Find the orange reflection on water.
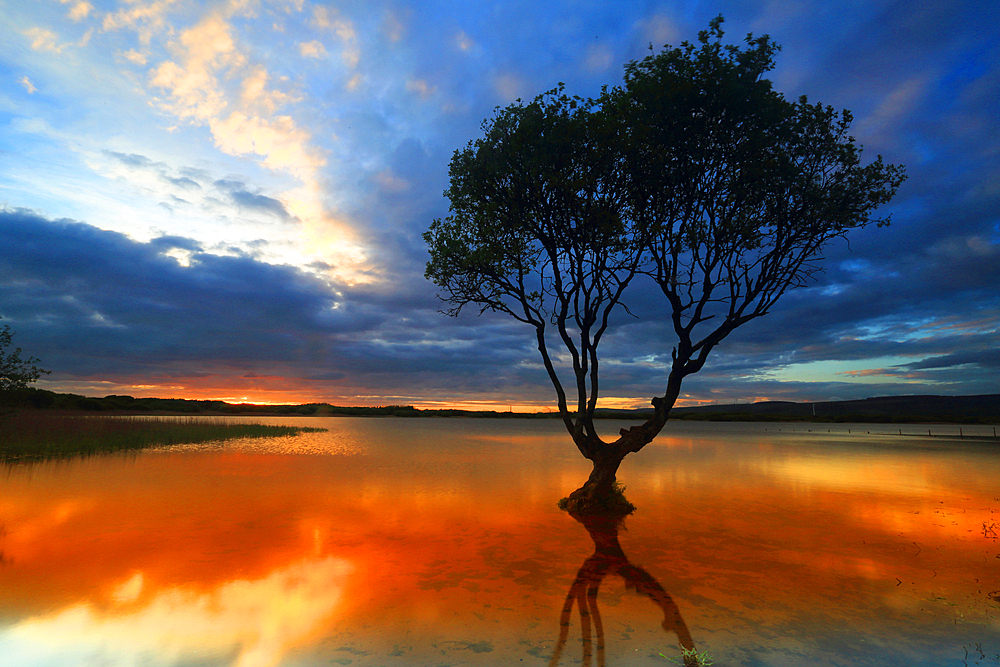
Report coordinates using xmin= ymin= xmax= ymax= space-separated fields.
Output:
xmin=1 ymin=420 xmax=998 ymax=666
xmin=0 ymin=439 xmax=589 ymax=666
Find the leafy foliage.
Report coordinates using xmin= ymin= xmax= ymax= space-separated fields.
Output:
xmin=425 ymin=87 xmax=643 ymax=445
xmin=1 ymin=321 xmax=49 ymax=400
xmin=426 ymin=17 xmax=905 ymax=479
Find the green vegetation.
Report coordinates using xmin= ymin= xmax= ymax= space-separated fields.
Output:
xmin=0 ymin=412 xmax=325 ymax=462
xmin=662 ymin=647 xmax=715 ymax=667
xmin=0 ymin=320 xmax=49 ymax=404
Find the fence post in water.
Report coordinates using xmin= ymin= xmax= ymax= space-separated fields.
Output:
xmin=960 ymin=427 xmax=963 ymax=438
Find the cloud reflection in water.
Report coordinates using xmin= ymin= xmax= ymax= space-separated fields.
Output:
xmin=2 ymin=556 xmax=352 ymax=667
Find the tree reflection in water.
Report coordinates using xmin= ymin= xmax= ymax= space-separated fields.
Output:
xmin=549 ymin=506 xmax=697 ymax=667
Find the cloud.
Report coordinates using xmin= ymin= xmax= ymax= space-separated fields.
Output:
xmin=209 ymin=113 xmax=325 ymax=178
xmin=59 ymin=0 xmax=93 ymax=22
xmin=127 ymin=5 xmax=367 ymax=276
xmin=4 ymin=1 xmax=999 ymax=406
xmin=23 ymin=27 xmax=65 ymax=53
xmin=454 ymin=30 xmax=474 ymax=52
xmin=636 ymin=15 xmax=680 ymax=48
xmin=298 ymin=40 xmax=327 ymax=59
xmin=119 ymin=49 xmax=149 ymax=65
xmin=104 ymin=150 xmax=157 ymax=169
xmin=148 ymin=13 xmax=240 ymax=121
xmin=166 ymin=175 xmax=201 ymax=189
xmin=904 ymin=348 xmax=1000 ymax=371
xmin=19 ymin=76 xmax=37 ymax=94
xmin=312 ymin=5 xmax=359 ymax=68
xmin=229 ymin=190 xmax=293 ymax=222
xmin=406 ymin=79 xmax=436 ymax=100
xmin=0 ymin=209 xmax=555 ymax=404
xmin=493 ymin=73 xmax=527 ymax=102
xmin=0 ymin=209 xmax=423 ymax=400
xmin=102 ymin=0 xmax=179 ymax=44
xmin=382 ymin=11 xmax=405 ymax=43
xmin=582 ymin=43 xmax=614 ymax=74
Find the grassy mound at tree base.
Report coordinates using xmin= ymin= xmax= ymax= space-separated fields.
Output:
xmin=558 ymin=482 xmax=637 ymax=516
xmin=0 ymin=411 xmax=326 ymax=461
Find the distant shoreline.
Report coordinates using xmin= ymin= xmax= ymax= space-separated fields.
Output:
xmin=7 ymin=389 xmax=999 ymax=425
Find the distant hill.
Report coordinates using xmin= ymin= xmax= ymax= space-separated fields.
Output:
xmin=7 ymin=388 xmax=999 ymax=423
xmin=667 ymin=394 xmax=1000 ymax=424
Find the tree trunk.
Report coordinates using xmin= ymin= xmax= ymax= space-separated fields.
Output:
xmin=559 ymin=384 xmax=680 ymax=514
xmin=561 ymin=442 xmax=633 ymax=514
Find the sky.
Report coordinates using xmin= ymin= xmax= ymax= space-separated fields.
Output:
xmin=1 ymin=0 xmax=998 ymax=410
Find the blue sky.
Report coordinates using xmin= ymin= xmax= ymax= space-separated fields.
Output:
xmin=1 ymin=0 xmax=997 ymax=409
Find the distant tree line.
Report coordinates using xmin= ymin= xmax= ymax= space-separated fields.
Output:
xmin=10 ymin=388 xmax=996 ymax=423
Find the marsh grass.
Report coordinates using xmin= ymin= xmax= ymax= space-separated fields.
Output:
xmin=661 ymin=647 xmax=715 ymax=667
xmin=558 ymin=481 xmax=637 ymax=516
xmin=0 ymin=411 xmax=325 ymax=461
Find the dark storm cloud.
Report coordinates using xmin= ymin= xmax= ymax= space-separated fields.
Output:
xmin=905 ymin=349 xmax=1000 ymax=371
xmin=0 ymin=209 xmax=373 ymax=378
xmin=0 ymin=209 xmax=546 ymax=401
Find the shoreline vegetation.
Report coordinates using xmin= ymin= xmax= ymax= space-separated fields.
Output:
xmin=0 ymin=412 xmax=326 ymax=462
xmin=4 ymin=389 xmax=999 ymax=424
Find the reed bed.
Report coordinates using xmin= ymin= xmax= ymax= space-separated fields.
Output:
xmin=0 ymin=411 xmax=325 ymax=461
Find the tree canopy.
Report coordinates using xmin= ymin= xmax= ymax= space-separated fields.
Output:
xmin=424 ymin=17 xmax=905 ymax=506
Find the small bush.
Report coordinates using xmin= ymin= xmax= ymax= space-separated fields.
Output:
xmin=558 ymin=481 xmax=637 ymax=516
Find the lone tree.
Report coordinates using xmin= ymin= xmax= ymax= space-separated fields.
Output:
xmin=424 ymin=18 xmax=905 ymax=510
xmin=1 ymin=319 xmax=50 ymax=406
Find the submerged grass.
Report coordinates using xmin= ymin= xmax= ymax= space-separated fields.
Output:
xmin=661 ymin=647 xmax=715 ymax=667
xmin=0 ymin=411 xmax=326 ymax=461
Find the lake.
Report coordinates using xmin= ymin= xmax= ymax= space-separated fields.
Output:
xmin=2 ymin=418 xmax=998 ymax=666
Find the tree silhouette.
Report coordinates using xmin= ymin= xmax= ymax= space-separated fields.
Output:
xmin=1 ymin=320 xmax=49 ymax=403
xmin=425 ymin=17 xmax=905 ymax=509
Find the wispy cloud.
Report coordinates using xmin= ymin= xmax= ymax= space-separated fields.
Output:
xmin=102 ymin=0 xmax=180 ymax=44
xmin=312 ymin=5 xmax=360 ymax=69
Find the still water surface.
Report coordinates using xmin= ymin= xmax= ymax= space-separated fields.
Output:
xmin=2 ymin=418 xmax=999 ymax=666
